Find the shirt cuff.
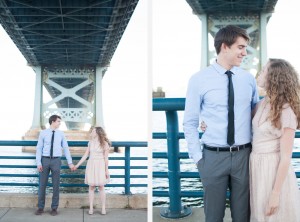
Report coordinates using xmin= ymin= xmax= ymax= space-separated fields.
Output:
xmin=192 ymin=152 xmax=203 ymax=164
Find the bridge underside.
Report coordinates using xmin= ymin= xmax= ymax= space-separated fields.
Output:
xmin=0 ymin=0 xmax=138 ymax=67
xmin=0 ymin=0 xmax=138 ymax=130
xmin=186 ymin=0 xmax=278 ymax=15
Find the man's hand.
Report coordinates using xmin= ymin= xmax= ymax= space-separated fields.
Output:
xmin=200 ymin=121 xmax=207 ymax=132
xmin=37 ymin=165 xmax=43 ymax=172
xmin=68 ymin=163 xmax=75 ymax=171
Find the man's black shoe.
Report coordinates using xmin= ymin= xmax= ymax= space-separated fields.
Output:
xmin=50 ymin=209 xmax=58 ymax=216
xmin=35 ymin=208 xmax=44 ymax=215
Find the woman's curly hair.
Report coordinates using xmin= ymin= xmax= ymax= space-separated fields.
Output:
xmin=265 ymin=58 xmax=300 ymax=129
xmin=90 ymin=126 xmax=111 ymax=148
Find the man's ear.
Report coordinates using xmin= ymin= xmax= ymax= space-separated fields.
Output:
xmin=221 ymin=43 xmax=228 ymax=52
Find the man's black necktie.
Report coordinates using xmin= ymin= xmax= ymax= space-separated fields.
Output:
xmin=50 ymin=130 xmax=55 ymax=158
xmin=225 ymin=70 xmax=235 ymax=146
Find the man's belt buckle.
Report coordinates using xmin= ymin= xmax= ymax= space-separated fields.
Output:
xmin=230 ymin=146 xmax=239 ymax=152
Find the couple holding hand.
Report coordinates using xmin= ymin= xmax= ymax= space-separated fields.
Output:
xmin=35 ymin=115 xmax=110 ymax=216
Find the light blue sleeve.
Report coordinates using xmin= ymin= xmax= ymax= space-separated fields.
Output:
xmin=251 ymin=76 xmax=260 ymax=109
xmin=61 ymin=133 xmax=73 ymax=164
xmin=36 ymin=131 xmax=44 ymax=166
xmin=183 ymin=74 xmax=202 ymax=164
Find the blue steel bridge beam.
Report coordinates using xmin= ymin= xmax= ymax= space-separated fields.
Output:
xmin=41 ymin=66 xmax=96 ymax=130
xmin=31 ymin=65 xmax=107 ymax=130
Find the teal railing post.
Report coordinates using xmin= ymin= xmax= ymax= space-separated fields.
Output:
xmin=124 ymin=146 xmax=131 ymax=195
xmin=160 ymin=110 xmax=191 ymax=218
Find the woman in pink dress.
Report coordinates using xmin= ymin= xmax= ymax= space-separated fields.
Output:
xmin=250 ymin=58 xmax=300 ymax=221
xmin=75 ymin=126 xmax=110 ymax=215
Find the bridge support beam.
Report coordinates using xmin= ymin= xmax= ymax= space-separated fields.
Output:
xmin=26 ymin=64 xmax=106 ymax=142
xmin=199 ymin=13 xmax=271 ymax=74
xmin=41 ymin=66 xmax=96 ymax=130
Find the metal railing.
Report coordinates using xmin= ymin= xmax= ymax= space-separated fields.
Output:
xmin=152 ymin=98 xmax=300 ymax=219
xmin=0 ymin=140 xmax=147 ymax=195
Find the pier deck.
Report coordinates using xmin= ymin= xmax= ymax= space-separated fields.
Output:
xmin=0 ymin=208 xmax=147 ymax=222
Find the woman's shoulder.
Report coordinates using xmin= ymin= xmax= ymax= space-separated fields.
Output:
xmin=282 ymin=104 xmax=296 ymax=118
xmin=256 ymin=99 xmax=264 ymax=108
xmin=281 ymin=104 xmax=297 ymax=130
xmin=252 ymin=98 xmax=265 ymax=115
xmin=103 ymin=141 xmax=110 ymax=150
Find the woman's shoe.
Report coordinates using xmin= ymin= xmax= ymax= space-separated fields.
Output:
xmin=88 ymin=209 xmax=93 ymax=215
xmin=101 ymin=208 xmax=106 ymax=215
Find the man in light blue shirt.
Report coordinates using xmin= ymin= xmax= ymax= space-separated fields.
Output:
xmin=35 ymin=115 xmax=74 ymax=216
xmin=183 ymin=25 xmax=259 ymax=222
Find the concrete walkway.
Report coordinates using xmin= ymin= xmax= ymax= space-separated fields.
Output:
xmin=153 ymin=207 xmax=231 ymax=222
xmin=0 ymin=208 xmax=147 ymax=222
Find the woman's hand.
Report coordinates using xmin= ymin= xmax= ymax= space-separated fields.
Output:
xmin=105 ymin=171 xmax=110 ymax=179
xmin=73 ymin=165 xmax=79 ymax=171
xmin=265 ymin=191 xmax=280 ymax=216
xmin=200 ymin=121 xmax=207 ymax=132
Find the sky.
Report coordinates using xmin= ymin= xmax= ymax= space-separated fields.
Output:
xmin=0 ymin=0 xmax=300 ymax=140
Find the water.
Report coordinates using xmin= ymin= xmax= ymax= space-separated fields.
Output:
xmin=0 ymin=146 xmax=148 ymax=195
xmin=152 ymin=111 xmax=300 ymax=207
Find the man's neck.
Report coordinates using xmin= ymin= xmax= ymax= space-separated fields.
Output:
xmin=216 ymin=56 xmax=232 ymax=71
xmin=50 ymin=126 xmax=57 ymax=131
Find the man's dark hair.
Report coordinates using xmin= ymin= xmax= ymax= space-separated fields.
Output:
xmin=214 ymin=25 xmax=250 ymax=55
xmin=49 ymin=115 xmax=61 ymax=125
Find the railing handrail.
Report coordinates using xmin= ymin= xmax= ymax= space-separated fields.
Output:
xmin=0 ymin=140 xmax=148 ymax=194
xmin=153 ymin=98 xmax=185 ymax=111
xmin=0 ymin=140 xmax=147 ymax=147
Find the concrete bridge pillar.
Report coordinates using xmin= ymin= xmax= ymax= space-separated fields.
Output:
xmin=95 ymin=67 xmax=105 ymax=127
xmin=260 ymin=13 xmax=271 ymax=69
xmin=31 ymin=66 xmax=42 ymax=129
xmin=41 ymin=66 xmax=97 ymax=130
xmin=24 ymin=65 xmax=107 ymax=142
xmin=199 ymin=14 xmax=208 ymax=69
xmin=24 ymin=65 xmax=105 ymax=148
